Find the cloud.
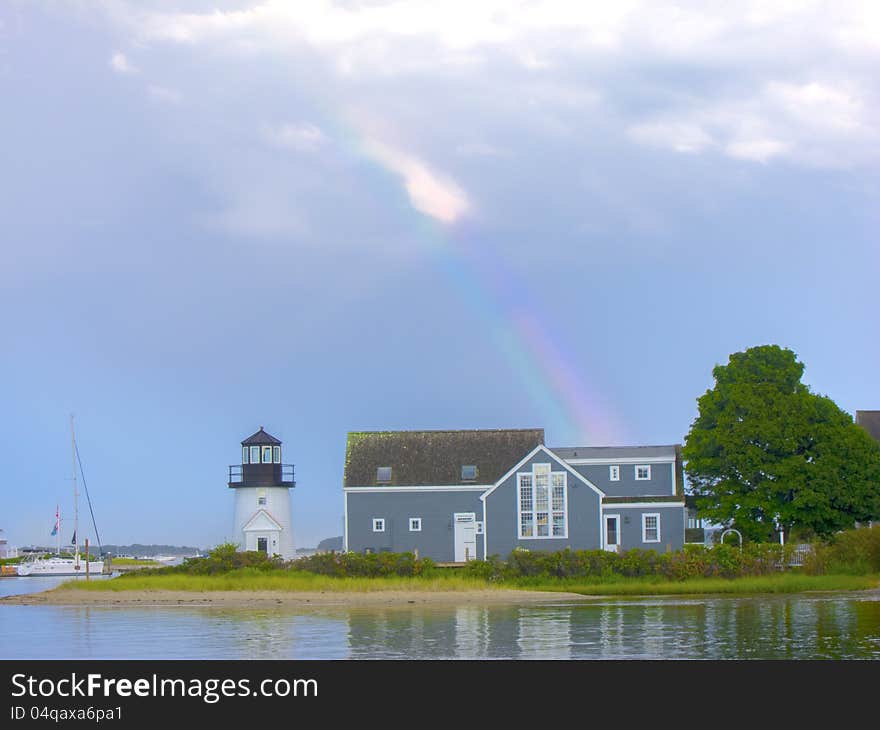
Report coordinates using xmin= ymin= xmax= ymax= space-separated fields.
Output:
xmin=110 ymin=52 xmax=137 ymax=74
xmin=263 ymin=122 xmax=327 ymax=151
xmin=628 ymin=122 xmax=715 ymax=153
xmin=361 ymin=139 xmax=471 ymax=224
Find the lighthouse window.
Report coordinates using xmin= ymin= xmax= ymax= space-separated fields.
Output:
xmin=273 ymin=446 xmax=281 ymax=463
xmin=242 ymin=447 xmax=249 ymax=464
xmin=257 ymin=490 xmax=267 ymax=506
xmin=262 ymin=446 xmax=272 ymax=463
xmin=250 ymin=446 xmax=260 ymax=463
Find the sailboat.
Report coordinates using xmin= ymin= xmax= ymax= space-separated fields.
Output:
xmin=17 ymin=416 xmax=105 ymax=577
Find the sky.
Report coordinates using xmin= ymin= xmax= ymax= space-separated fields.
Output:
xmin=1 ymin=1 xmax=877 ymax=551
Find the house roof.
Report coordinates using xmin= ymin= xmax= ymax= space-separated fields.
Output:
xmin=549 ymin=445 xmax=680 ymax=460
xmin=344 ymin=429 xmax=545 ymax=487
xmin=241 ymin=427 xmax=282 ymax=446
xmin=856 ymin=411 xmax=880 ymax=442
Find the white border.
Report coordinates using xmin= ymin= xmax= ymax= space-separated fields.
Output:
xmin=601 ymin=502 xmax=684 ymax=509
xmin=635 ymin=465 xmax=652 ymax=480
xmin=344 ymin=485 xmax=490 ymax=493
xmin=609 ymin=465 xmax=620 ymax=481
xmin=409 ymin=517 xmax=422 ymax=532
xmin=604 ymin=513 xmax=621 ymax=550
xmin=372 ymin=518 xmax=385 ymax=533
xmin=642 ymin=513 xmax=661 ymax=543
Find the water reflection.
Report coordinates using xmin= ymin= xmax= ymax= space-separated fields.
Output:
xmin=2 ymin=593 xmax=879 ymax=659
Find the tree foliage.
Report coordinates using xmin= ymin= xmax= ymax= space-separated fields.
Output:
xmin=683 ymin=345 xmax=880 ymax=541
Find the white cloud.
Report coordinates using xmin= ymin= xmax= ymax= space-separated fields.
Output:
xmin=361 ymin=140 xmax=471 ymax=224
xmin=725 ymin=137 xmax=790 ymax=163
xmin=110 ymin=52 xmax=137 ymax=74
xmin=628 ymin=122 xmax=715 ymax=153
xmin=263 ymin=122 xmax=327 ymax=151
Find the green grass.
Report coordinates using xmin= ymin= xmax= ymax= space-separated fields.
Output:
xmin=60 ymin=569 xmax=497 ymax=593
xmin=58 ymin=568 xmax=880 ymax=596
xmin=108 ymin=558 xmax=159 ymax=566
xmin=520 ymin=573 xmax=880 ymax=596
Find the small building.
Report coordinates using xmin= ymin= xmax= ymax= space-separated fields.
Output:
xmin=228 ymin=427 xmax=296 ymax=559
xmin=343 ymin=429 xmax=685 ymax=562
xmin=856 ymin=411 xmax=880 ymax=443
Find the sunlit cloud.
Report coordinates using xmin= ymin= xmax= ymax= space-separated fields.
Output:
xmin=110 ymin=52 xmax=137 ymax=74
xmin=263 ymin=122 xmax=327 ymax=152
xmin=361 ymin=140 xmax=471 ymax=224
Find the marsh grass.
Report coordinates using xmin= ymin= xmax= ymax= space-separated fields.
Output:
xmin=62 ymin=568 xmax=496 ymax=593
xmin=60 ymin=567 xmax=880 ymax=596
xmin=521 ymin=573 xmax=880 ymax=596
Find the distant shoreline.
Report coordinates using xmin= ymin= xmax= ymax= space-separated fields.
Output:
xmin=1 ymin=588 xmax=591 ymax=608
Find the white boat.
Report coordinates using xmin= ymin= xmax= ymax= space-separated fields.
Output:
xmin=17 ymin=416 xmax=104 ymax=577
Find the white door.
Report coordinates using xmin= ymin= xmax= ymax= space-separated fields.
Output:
xmin=454 ymin=513 xmax=477 ymax=562
xmin=604 ymin=515 xmax=620 ymax=552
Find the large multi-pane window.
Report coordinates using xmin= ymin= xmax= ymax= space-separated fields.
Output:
xmin=642 ymin=513 xmax=660 ymax=542
xmin=518 ymin=464 xmax=567 ymax=539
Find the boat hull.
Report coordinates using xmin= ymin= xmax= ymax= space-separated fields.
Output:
xmin=16 ymin=559 xmax=105 ymax=577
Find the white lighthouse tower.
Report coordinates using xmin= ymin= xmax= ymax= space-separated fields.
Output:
xmin=229 ymin=427 xmax=296 ymax=559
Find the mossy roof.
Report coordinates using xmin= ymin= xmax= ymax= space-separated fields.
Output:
xmin=344 ymin=429 xmax=545 ymax=487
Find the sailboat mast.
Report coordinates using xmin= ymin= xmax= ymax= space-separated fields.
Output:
xmin=71 ymin=414 xmax=79 ymax=565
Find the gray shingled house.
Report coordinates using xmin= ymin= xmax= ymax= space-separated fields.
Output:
xmin=343 ymin=429 xmax=685 ymax=562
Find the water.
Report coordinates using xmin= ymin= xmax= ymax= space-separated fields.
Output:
xmin=2 ymin=579 xmax=879 ymax=659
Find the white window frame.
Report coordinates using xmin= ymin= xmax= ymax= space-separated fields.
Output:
xmin=372 ymin=518 xmax=385 ymax=533
xmin=257 ymin=489 xmax=267 ymax=507
xmin=516 ymin=463 xmax=568 ymax=539
xmin=249 ymin=446 xmax=260 ymax=464
xmin=409 ymin=517 xmax=422 ymax=532
xmin=475 ymin=521 xmax=484 ymax=535
xmin=262 ymin=446 xmax=272 ymax=463
xmin=605 ymin=513 xmax=621 ymax=548
xmin=642 ymin=513 xmax=661 ymax=543
xmin=376 ymin=466 xmax=392 ymax=483
xmin=461 ymin=465 xmax=477 ymax=481
xmin=609 ymin=465 xmax=620 ymax=481
xmin=242 ymin=447 xmax=249 ymax=464
xmin=273 ymin=446 xmax=281 ymax=463
xmin=635 ymin=465 xmax=652 ymax=481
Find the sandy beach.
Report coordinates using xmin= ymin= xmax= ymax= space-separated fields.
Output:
xmin=1 ymin=588 xmax=591 ymax=608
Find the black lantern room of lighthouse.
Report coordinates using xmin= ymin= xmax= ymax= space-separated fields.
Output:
xmin=228 ymin=427 xmax=296 ymax=489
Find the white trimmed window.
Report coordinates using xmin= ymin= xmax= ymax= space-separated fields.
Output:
xmin=642 ymin=513 xmax=660 ymax=543
xmin=376 ymin=466 xmax=392 ymax=483
xmin=262 ymin=446 xmax=272 ymax=463
xmin=273 ymin=446 xmax=281 ymax=463
xmin=409 ymin=518 xmax=422 ymax=532
xmin=461 ymin=465 xmax=477 ymax=481
xmin=250 ymin=446 xmax=260 ymax=463
xmin=518 ymin=464 xmax=567 ymax=539
xmin=257 ymin=489 xmax=267 ymax=506
xmin=635 ymin=465 xmax=652 ymax=480
xmin=242 ymin=447 xmax=249 ymax=464
xmin=476 ymin=521 xmax=484 ymax=535
xmin=372 ymin=518 xmax=385 ymax=533
xmin=609 ymin=465 xmax=620 ymax=481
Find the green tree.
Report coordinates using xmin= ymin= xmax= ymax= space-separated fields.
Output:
xmin=683 ymin=345 xmax=880 ymax=541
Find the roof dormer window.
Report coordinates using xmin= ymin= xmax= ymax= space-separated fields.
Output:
xmin=376 ymin=466 xmax=392 ymax=483
xmin=461 ymin=465 xmax=477 ymax=481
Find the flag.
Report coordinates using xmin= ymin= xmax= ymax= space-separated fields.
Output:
xmin=70 ymin=530 xmax=76 ymax=546
xmin=50 ymin=505 xmax=59 ymax=536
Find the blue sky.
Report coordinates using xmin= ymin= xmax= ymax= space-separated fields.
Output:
xmin=2 ymin=1 xmax=877 ymax=550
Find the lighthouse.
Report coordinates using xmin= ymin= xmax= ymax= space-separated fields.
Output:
xmin=229 ymin=427 xmax=296 ymax=559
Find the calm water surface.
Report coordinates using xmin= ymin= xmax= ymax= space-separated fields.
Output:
xmin=2 ymin=578 xmax=879 ymax=659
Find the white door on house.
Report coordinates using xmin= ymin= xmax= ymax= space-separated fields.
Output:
xmin=454 ymin=513 xmax=477 ymax=562
xmin=604 ymin=515 xmax=620 ymax=552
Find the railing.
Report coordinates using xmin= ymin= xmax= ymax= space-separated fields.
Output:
xmin=228 ymin=464 xmax=295 ymax=487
